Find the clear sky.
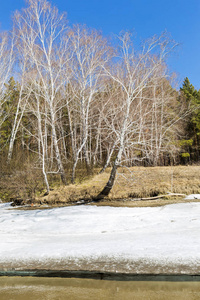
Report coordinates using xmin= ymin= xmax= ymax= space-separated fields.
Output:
xmin=0 ymin=0 xmax=199 ymax=89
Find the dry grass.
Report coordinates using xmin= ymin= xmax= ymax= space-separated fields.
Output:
xmin=38 ymin=173 xmax=109 ymax=205
xmin=35 ymin=165 xmax=200 ymax=206
xmin=110 ymin=165 xmax=200 ymax=198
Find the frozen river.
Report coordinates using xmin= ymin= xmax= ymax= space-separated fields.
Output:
xmin=0 ymin=201 xmax=200 ymax=273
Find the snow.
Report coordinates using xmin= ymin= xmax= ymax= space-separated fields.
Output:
xmin=0 ymin=201 xmax=200 ymax=272
xmin=185 ymin=194 xmax=200 ymax=199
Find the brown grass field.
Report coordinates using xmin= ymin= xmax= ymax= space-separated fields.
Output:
xmin=35 ymin=165 xmax=200 ymax=207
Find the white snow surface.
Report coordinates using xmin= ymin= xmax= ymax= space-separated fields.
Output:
xmin=185 ymin=194 xmax=200 ymax=199
xmin=0 ymin=202 xmax=200 ymax=268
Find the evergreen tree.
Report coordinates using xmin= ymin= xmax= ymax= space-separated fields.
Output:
xmin=180 ymin=77 xmax=200 ymax=161
xmin=0 ymin=77 xmax=19 ymax=150
xmin=180 ymin=77 xmax=199 ymax=102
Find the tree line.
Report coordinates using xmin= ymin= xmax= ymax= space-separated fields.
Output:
xmin=0 ymin=0 xmax=199 ymax=198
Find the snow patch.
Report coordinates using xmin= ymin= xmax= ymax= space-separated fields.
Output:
xmin=185 ymin=194 xmax=200 ymax=200
xmin=0 ymin=202 xmax=200 ymax=270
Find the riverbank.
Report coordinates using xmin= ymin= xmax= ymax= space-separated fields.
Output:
xmin=1 ymin=201 xmax=200 ymax=275
xmin=2 ymin=165 xmax=200 ymax=206
xmin=33 ymin=165 xmax=200 ymax=207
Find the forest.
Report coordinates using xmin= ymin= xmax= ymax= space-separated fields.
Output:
xmin=0 ymin=0 xmax=200 ymax=202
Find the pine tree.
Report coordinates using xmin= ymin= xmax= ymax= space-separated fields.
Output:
xmin=180 ymin=77 xmax=199 ymax=102
xmin=180 ymin=77 xmax=200 ymax=161
xmin=0 ymin=77 xmax=19 ymax=150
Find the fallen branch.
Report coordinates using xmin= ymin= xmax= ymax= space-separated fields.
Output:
xmin=131 ymin=193 xmax=186 ymax=201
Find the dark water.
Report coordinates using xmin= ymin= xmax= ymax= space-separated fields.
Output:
xmin=1 ymin=277 xmax=200 ymax=300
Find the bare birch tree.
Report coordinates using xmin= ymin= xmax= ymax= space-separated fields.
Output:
xmin=140 ymin=72 xmax=180 ymax=166
xmin=24 ymin=81 xmax=51 ymax=193
xmin=12 ymin=0 xmax=71 ymax=184
xmin=7 ymin=36 xmax=32 ymax=162
xmin=67 ymin=25 xmax=111 ymax=183
xmin=97 ymin=32 xmax=177 ymax=199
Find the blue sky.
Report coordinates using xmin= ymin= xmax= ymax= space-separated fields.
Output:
xmin=0 ymin=0 xmax=200 ymax=89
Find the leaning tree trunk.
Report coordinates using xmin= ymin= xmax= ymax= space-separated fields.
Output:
xmin=96 ymin=161 xmax=118 ymax=200
xmin=96 ymin=99 xmax=130 ymax=200
xmin=96 ymin=141 xmax=124 ymax=200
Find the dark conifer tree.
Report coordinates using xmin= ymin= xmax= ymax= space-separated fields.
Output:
xmin=0 ymin=77 xmax=19 ymax=150
xmin=180 ymin=77 xmax=200 ymax=161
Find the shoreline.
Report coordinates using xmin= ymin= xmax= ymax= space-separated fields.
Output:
xmin=1 ymin=202 xmax=200 ymax=280
xmin=1 ymin=271 xmax=200 ymax=282
xmin=10 ymin=197 xmax=200 ymax=210
xmin=1 ymin=256 xmax=200 ymax=277
xmin=1 ymin=269 xmax=200 ymax=281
